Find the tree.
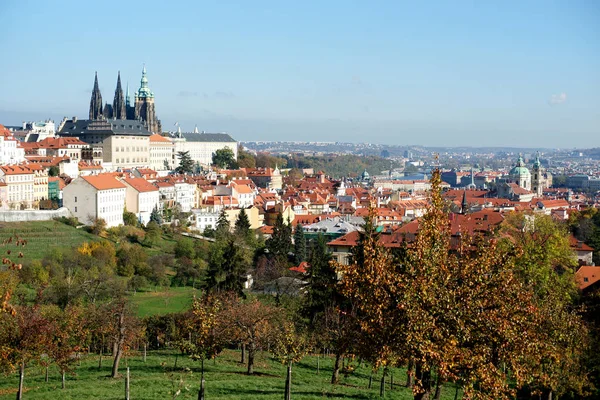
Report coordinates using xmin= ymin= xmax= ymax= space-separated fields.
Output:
xmin=48 ymin=166 xmax=60 ymax=177
xmin=212 ymin=148 xmax=237 ymax=169
xmin=222 ymin=297 xmax=278 ymax=374
xmin=176 ymin=151 xmax=194 ymax=174
xmin=106 ymin=299 xmax=143 ymax=378
xmin=216 ymin=209 xmax=230 ymax=237
xmin=303 ymin=234 xmax=335 ymax=323
xmin=234 ymin=208 xmax=251 ymax=240
xmin=203 ymin=238 xmax=251 ymax=296
xmin=144 ymin=221 xmax=162 ymax=247
xmin=272 ymin=319 xmax=312 ymax=400
xmin=44 ymin=305 xmax=88 ymax=389
xmin=293 ymin=225 xmax=307 ymax=266
xmin=266 ymin=214 xmax=292 ymax=259
xmin=174 ymin=237 xmax=195 ymax=259
xmin=90 ymin=217 xmax=107 ymax=235
xmin=123 ymin=209 xmax=138 ymax=226
xmin=237 ymin=146 xmax=256 ymax=169
xmin=336 ymin=168 xmax=551 ymax=400
xmin=149 ymin=206 xmax=163 ymax=225
xmin=116 ymin=243 xmax=149 ymax=277
xmin=0 ymin=305 xmax=52 ymax=400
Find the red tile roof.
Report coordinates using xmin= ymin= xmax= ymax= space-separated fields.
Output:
xmin=576 ymin=266 xmax=600 ymax=291
xmin=149 ymin=134 xmax=172 ymax=143
xmin=123 ymin=177 xmax=159 ymax=193
xmin=82 ymin=174 xmax=126 ymax=190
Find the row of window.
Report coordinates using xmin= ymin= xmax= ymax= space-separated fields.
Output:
xmin=116 ymin=158 xmax=149 ymax=164
xmin=115 ymin=147 xmax=149 ymax=152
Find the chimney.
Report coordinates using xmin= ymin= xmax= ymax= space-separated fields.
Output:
xmin=72 ymin=116 xmax=77 ymax=122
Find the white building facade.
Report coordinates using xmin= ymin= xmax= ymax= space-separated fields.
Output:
xmin=63 ymin=175 xmax=126 ymax=227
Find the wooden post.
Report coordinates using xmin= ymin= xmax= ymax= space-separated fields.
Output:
xmin=316 ymin=354 xmax=320 ymax=375
xmin=99 ymin=346 xmax=103 ymax=369
xmin=241 ymin=343 xmax=246 ymax=364
xmin=368 ymin=372 xmax=373 ymax=389
xmin=143 ymin=343 xmax=147 ymax=363
xmin=45 ymin=366 xmax=49 ymax=383
xmin=390 ymin=371 xmax=393 ymax=390
xmin=62 ymin=371 xmax=66 ymax=389
xmin=125 ymin=367 xmax=130 ymax=400
xmin=17 ymin=359 xmax=24 ymax=400
xmin=380 ymin=369 xmax=386 ymax=398
xmin=284 ymin=362 xmax=292 ymax=400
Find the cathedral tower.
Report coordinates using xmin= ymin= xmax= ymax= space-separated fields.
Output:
xmin=89 ymin=72 xmax=103 ymax=120
xmin=112 ymin=71 xmax=127 ymax=120
xmin=134 ymin=65 xmax=162 ymax=134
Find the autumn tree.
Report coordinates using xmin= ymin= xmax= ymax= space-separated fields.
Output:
xmin=336 ymin=168 xmax=549 ymax=400
xmin=0 ymin=305 xmax=52 ymax=400
xmin=222 ymin=297 xmax=278 ymax=374
xmin=272 ymin=319 xmax=312 ymax=400
xmin=106 ymin=299 xmax=144 ymax=378
xmin=43 ymin=305 xmax=88 ymax=389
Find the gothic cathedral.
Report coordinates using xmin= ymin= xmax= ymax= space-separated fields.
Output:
xmin=88 ymin=66 xmax=162 ymax=134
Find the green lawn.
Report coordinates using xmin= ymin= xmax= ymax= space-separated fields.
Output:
xmin=131 ymin=287 xmax=198 ymax=318
xmin=0 ymin=221 xmax=101 ymax=262
xmin=0 ymin=349 xmax=460 ymax=400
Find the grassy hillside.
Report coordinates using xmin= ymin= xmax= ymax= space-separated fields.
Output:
xmin=131 ymin=286 xmax=198 ymax=318
xmin=0 ymin=349 xmax=459 ymax=400
xmin=0 ymin=221 xmax=102 ymax=262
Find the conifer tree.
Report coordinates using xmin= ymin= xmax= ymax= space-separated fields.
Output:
xmin=216 ymin=209 xmax=230 ymax=237
xmin=149 ymin=206 xmax=162 ymax=224
xmin=234 ymin=208 xmax=251 ymax=240
xmin=175 ymin=151 xmax=194 ymax=174
xmin=266 ymin=214 xmax=292 ymax=258
xmin=293 ymin=224 xmax=307 ymax=265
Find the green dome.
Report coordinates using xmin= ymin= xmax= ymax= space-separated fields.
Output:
xmin=136 ymin=65 xmax=154 ymax=98
xmin=509 ymin=155 xmax=530 ymax=178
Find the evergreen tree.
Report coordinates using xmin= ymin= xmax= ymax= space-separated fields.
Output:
xmin=216 ymin=209 xmax=230 ymax=238
xmin=293 ymin=224 xmax=307 ymax=265
xmin=234 ymin=208 xmax=251 ymax=239
xmin=149 ymin=206 xmax=162 ymax=224
xmin=175 ymin=151 xmax=194 ymax=174
xmin=303 ymin=234 xmax=336 ymax=322
xmin=203 ymin=237 xmax=249 ymax=297
xmin=266 ymin=213 xmax=292 ymax=258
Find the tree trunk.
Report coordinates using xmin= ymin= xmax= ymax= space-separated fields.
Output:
xmin=369 ymin=372 xmax=373 ymax=389
xmin=414 ymin=364 xmax=432 ymax=400
xmin=331 ymin=353 xmax=342 ymax=384
xmin=112 ymin=345 xmax=123 ymax=378
xmin=434 ymin=377 xmax=443 ymax=400
xmin=453 ymin=385 xmax=460 ymax=400
xmin=45 ymin=366 xmax=49 ymax=383
xmin=143 ymin=343 xmax=147 ymax=363
xmin=247 ymin=342 xmax=255 ymax=375
xmin=16 ymin=359 xmax=24 ymax=400
xmin=406 ymin=359 xmax=415 ymax=388
xmin=125 ymin=367 xmax=130 ymax=400
xmin=198 ymin=378 xmax=205 ymax=400
xmin=99 ymin=346 xmax=103 ymax=369
xmin=112 ymin=306 xmax=127 ymax=379
xmin=548 ymin=391 xmax=553 ymax=400
xmin=390 ymin=371 xmax=394 ymax=390
xmin=62 ymin=370 xmax=66 ymax=390
xmin=241 ymin=343 xmax=246 ymax=364
xmin=284 ymin=362 xmax=292 ymax=400
xmin=380 ymin=369 xmax=386 ymax=398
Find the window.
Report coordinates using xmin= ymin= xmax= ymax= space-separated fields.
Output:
xmin=584 ymin=277 xmax=589 ymax=282
xmin=74 ymin=206 xmax=77 ymax=212
xmin=74 ymin=196 xmax=77 ymax=202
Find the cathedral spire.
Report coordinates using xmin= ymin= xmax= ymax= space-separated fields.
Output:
xmin=89 ymin=71 xmax=103 ymax=120
xmin=113 ymin=71 xmax=126 ymax=119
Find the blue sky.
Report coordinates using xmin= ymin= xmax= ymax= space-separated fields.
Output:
xmin=0 ymin=0 xmax=598 ymax=147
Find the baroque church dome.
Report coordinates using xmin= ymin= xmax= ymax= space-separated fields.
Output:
xmin=509 ymin=155 xmax=531 ymax=179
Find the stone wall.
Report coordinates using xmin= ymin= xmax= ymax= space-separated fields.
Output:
xmin=0 ymin=207 xmax=70 ymax=222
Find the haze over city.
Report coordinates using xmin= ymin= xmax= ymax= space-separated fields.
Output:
xmin=0 ymin=0 xmax=598 ymax=147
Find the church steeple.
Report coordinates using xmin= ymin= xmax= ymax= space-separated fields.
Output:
xmin=112 ymin=71 xmax=126 ymax=120
xmin=89 ymin=72 xmax=103 ymax=120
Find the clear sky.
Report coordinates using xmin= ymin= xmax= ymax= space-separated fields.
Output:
xmin=0 ymin=0 xmax=598 ymax=148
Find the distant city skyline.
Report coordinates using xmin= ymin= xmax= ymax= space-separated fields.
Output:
xmin=0 ymin=1 xmax=598 ymax=147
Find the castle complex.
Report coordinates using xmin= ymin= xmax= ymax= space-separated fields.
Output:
xmin=89 ymin=66 xmax=162 ymax=134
